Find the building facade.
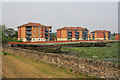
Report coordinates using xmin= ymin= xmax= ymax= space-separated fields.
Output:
xmin=18 ymin=22 xmax=52 ymax=42
xmin=57 ymin=27 xmax=89 ymax=41
xmin=90 ymin=30 xmax=111 ymax=40
xmin=115 ymin=34 xmax=120 ymax=40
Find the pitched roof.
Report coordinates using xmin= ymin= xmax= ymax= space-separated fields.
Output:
xmin=92 ymin=30 xmax=110 ymax=33
xmin=18 ymin=22 xmax=52 ymax=28
xmin=57 ymin=27 xmax=88 ymax=31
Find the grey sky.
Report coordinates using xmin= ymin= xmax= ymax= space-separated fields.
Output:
xmin=2 ymin=2 xmax=118 ymax=33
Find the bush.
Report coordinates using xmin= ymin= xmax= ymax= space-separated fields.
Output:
xmin=17 ymin=38 xmax=23 ymax=42
xmin=11 ymin=37 xmax=17 ymax=42
xmin=70 ymin=69 xmax=73 ymax=72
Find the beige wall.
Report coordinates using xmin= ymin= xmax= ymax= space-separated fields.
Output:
xmin=18 ymin=38 xmax=27 ymax=42
xmin=57 ymin=38 xmax=67 ymax=41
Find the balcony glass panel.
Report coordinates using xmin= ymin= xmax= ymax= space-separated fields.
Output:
xmin=45 ymin=29 xmax=48 ymax=32
xmin=26 ymin=28 xmax=31 ymax=31
xmin=68 ymin=31 xmax=72 ymax=33
xmin=45 ymin=37 xmax=48 ymax=39
xmin=68 ymin=34 xmax=72 ymax=36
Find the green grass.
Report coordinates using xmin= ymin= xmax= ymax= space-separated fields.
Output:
xmin=61 ymin=41 xmax=120 ymax=64
xmin=2 ymin=51 xmax=14 ymax=55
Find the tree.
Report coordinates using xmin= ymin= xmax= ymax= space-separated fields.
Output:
xmin=11 ymin=37 xmax=18 ymax=42
xmin=113 ymin=33 xmax=116 ymax=36
xmin=0 ymin=25 xmax=9 ymax=45
xmin=0 ymin=25 xmax=18 ymax=45
xmin=52 ymin=33 xmax=57 ymax=38
xmin=13 ymin=31 xmax=18 ymax=38
xmin=5 ymin=28 xmax=16 ymax=38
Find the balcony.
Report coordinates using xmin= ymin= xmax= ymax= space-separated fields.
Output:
xmin=68 ymin=37 xmax=72 ymax=39
xmin=76 ymin=37 xmax=79 ymax=39
xmin=76 ymin=31 xmax=79 ymax=34
xmin=50 ymin=33 xmax=52 ymax=36
xmin=26 ymin=37 xmax=31 ymax=40
xmin=45 ymin=33 xmax=48 ymax=36
xmin=26 ymin=32 xmax=32 ymax=35
xmin=45 ymin=37 xmax=48 ymax=39
xmin=68 ymin=31 xmax=72 ymax=33
xmin=68 ymin=34 xmax=72 ymax=36
xmin=76 ymin=34 xmax=79 ymax=36
xmin=26 ymin=28 xmax=31 ymax=31
xmin=49 ymin=30 xmax=52 ymax=32
xmin=45 ymin=29 xmax=48 ymax=32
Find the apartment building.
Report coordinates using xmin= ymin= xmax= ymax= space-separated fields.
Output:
xmin=115 ymin=34 xmax=120 ymax=40
xmin=18 ymin=22 xmax=52 ymax=42
xmin=57 ymin=27 xmax=89 ymax=41
xmin=90 ymin=30 xmax=111 ymax=40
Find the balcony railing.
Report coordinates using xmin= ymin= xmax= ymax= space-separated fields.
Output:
xmin=26 ymin=37 xmax=31 ymax=40
xmin=76 ymin=34 xmax=79 ymax=36
xmin=45 ymin=29 xmax=48 ymax=32
xmin=68 ymin=37 xmax=72 ymax=39
xmin=68 ymin=34 xmax=72 ymax=36
xmin=68 ymin=31 xmax=72 ymax=33
xmin=49 ymin=30 xmax=52 ymax=32
xmin=45 ymin=37 xmax=48 ymax=39
xmin=26 ymin=32 xmax=32 ymax=35
xmin=26 ymin=28 xmax=31 ymax=31
xmin=45 ymin=33 xmax=48 ymax=36
xmin=76 ymin=37 xmax=79 ymax=39
xmin=76 ymin=31 xmax=79 ymax=34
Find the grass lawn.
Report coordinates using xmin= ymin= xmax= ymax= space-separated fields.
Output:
xmin=61 ymin=41 xmax=120 ymax=64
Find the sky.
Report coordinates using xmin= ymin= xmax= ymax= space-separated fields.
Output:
xmin=2 ymin=2 xmax=118 ymax=33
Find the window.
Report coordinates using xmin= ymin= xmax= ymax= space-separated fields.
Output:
xmin=38 ymin=39 xmax=40 ymax=41
xmin=38 ymin=35 xmax=40 ymax=37
xmin=33 ymin=35 xmax=35 ymax=37
xmin=33 ymin=31 xmax=35 ymax=33
xmin=41 ymin=31 xmax=42 ymax=33
xmin=33 ymin=39 xmax=35 ymax=40
xmin=41 ymin=35 xmax=42 ymax=37
xmin=43 ymin=35 xmax=45 ymax=37
xmin=43 ymin=31 xmax=45 ymax=33
xmin=38 ymin=31 xmax=40 ymax=33
xmin=39 ymin=27 xmax=40 ymax=29
xmin=33 ymin=26 xmax=35 ymax=29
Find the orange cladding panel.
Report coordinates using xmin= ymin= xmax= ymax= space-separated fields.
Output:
xmin=61 ymin=30 xmax=67 ymax=38
xmin=21 ymin=27 xmax=26 ymax=38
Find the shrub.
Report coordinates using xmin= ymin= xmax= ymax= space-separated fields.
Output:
xmin=17 ymin=38 xmax=23 ymax=42
xmin=70 ymin=69 xmax=73 ymax=72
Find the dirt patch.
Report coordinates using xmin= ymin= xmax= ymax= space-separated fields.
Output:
xmin=2 ymin=54 xmax=88 ymax=78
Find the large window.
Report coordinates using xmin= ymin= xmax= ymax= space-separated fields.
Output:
xmin=38 ymin=31 xmax=40 ymax=33
xmin=33 ymin=35 xmax=35 ymax=37
xmin=33 ymin=26 xmax=35 ymax=29
xmin=33 ymin=31 xmax=35 ymax=33
xmin=38 ymin=35 xmax=40 ymax=37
